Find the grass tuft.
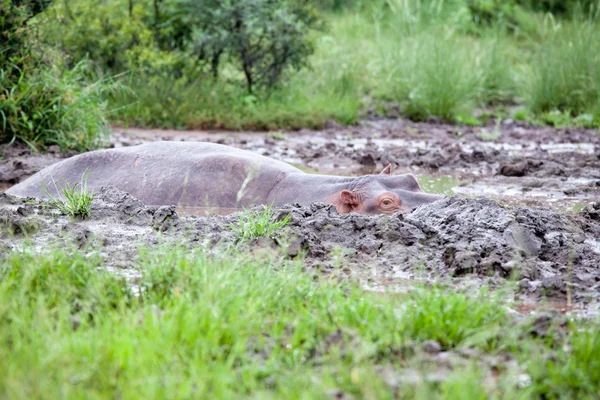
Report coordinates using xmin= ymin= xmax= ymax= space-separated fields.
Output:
xmin=42 ymin=169 xmax=95 ymax=219
xmin=523 ymin=19 xmax=600 ymax=116
xmin=230 ymin=205 xmax=290 ymax=242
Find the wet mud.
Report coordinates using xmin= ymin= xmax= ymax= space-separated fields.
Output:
xmin=1 ymin=186 xmax=599 ymax=313
xmin=109 ymin=118 xmax=600 ymax=209
xmin=1 ymin=118 xmax=599 ymax=315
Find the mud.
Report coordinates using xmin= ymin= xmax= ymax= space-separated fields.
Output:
xmin=1 ymin=119 xmax=598 ymax=389
xmin=2 ymin=185 xmax=599 ymax=313
xmin=107 ymin=118 xmax=599 ymax=208
xmin=1 ymin=118 xmax=599 ymax=314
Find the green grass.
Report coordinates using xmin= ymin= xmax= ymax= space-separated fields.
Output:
xmin=109 ymin=72 xmax=362 ymax=130
xmin=1 ymin=245 xmax=599 ymax=398
xmin=229 ymin=205 xmax=291 ymax=242
xmin=105 ymin=4 xmax=600 ymax=130
xmin=5 ymin=0 xmax=600 ymax=148
xmin=42 ymin=169 xmax=95 ymax=219
xmin=267 ymin=131 xmax=288 ymax=140
xmin=0 ymin=61 xmax=114 ymax=151
xmin=523 ymin=18 xmax=600 ymax=117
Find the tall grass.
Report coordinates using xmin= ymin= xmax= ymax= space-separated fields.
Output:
xmin=0 ymin=62 xmax=114 ymax=151
xmin=104 ymin=2 xmax=600 ymax=128
xmin=523 ymin=18 xmax=600 ymax=116
xmin=110 ymin=74 xmax=361 ymax=130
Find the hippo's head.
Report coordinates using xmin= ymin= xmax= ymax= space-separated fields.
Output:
xmin=329 ymin=165 xmax=443 ymax=215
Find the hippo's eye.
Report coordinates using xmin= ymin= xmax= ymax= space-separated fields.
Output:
xmin=381 ymin=199 xmax=394 ymax=208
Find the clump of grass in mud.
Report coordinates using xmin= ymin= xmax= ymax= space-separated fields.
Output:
xmin=42 ymin=170 xmax=95 ymax=219
xmin=230 ymin=205 xmax=290 ymax=242
xmin=267 ymin=131 xmax=287 ymax=140
xmin=0 ymin=245 xmax=600 ymax=398
xmin=475 ymin=119 xmax=503 ymax=142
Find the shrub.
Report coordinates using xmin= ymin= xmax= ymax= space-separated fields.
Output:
xmin=41 ymin=0 xmax=192 ymax=76
xmin=0 ymin=62 xmax=113 ymax=151
xmin=1 ymin=0 xmax=112 ymax=150
xmin=0 ymin=0 xmax=53 ymax=76
xmin=181 ymin=0 xmax=323 ymax=93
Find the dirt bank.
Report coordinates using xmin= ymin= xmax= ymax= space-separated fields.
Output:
xmin=2 ymin=186 xmax=599 ymax=314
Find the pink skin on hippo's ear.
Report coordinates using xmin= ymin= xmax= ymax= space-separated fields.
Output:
xmin=380 ymin=164 xmax=392 ymax=175
xmin=338 ymin=189 xmax=360 ymax=213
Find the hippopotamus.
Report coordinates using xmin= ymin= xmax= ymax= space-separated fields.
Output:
xmin=6 ymin=142 xmax=442 ymax=214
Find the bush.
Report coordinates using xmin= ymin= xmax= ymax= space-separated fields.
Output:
xmin=41 ymin=0 xmax=192 ymax=76
xmin=181 ymin=0 xmax=323 ymax=93
xmin=1 ymin=62 xmax=113 ymax=151
xmin=0 ymin=0 xmax=53 ymax=76
xmin=1 ymin=0 xmax=112 ymax=150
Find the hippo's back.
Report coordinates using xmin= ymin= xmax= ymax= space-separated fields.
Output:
xmin=6 ymin=141 xmax=302 ymax=208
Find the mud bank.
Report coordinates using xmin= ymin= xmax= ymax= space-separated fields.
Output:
xmin=2 ymin=187 xmax=599 ymax=313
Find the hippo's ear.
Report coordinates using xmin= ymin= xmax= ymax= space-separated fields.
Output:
xmin=340 ymin=190 xmax=359 ymax=207
xmin=380 ymin=164 xmax=392 ymax=175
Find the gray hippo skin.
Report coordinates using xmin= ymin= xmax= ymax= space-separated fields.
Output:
xmin=6 ymin=142 xmax=442 ymax=214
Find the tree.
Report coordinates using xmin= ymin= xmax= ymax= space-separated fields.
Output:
xmin=181 ymin=0 xmax=322 ymax=94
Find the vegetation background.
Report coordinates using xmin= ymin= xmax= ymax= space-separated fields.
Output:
xmin=2 ymin=0 xmax=600 ymax=151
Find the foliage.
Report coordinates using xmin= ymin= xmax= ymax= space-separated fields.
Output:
xmin=523 ymin=0 xmax=600 ymax=15
xmin=41 ymin=169 xmax=95 ymax=218
xmin=0 ymin=62 xmax=113 ymax=151
xmin=181 ymin=0 xmax=322 ymax=93
xmin=42 ymin=0 xmax=192 ymax=76
xmin=0 ymin=0 xmax=53 ymax=72
xmin=229 ymin=205 xmax=290 ymax=242
xmin=109 ymin=73 xmax=361 ymax=129
xmin=34 ymin=0 xmax=600 ymax=129
xmin=1 ymin=0 xmax=112 ymax=150
xmin=523 ymin=19 xmax=600 ymax=116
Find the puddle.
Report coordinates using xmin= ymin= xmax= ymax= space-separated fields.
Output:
xmin=284 ymin=135 xmax=596 ymax=157
xmin=419 ymin=175 xmax=462 ymax=196
xmin=540 ymin=143 xmax=596 ymax=154
xmin=453 ymin=178 xmax=599 ymax=205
